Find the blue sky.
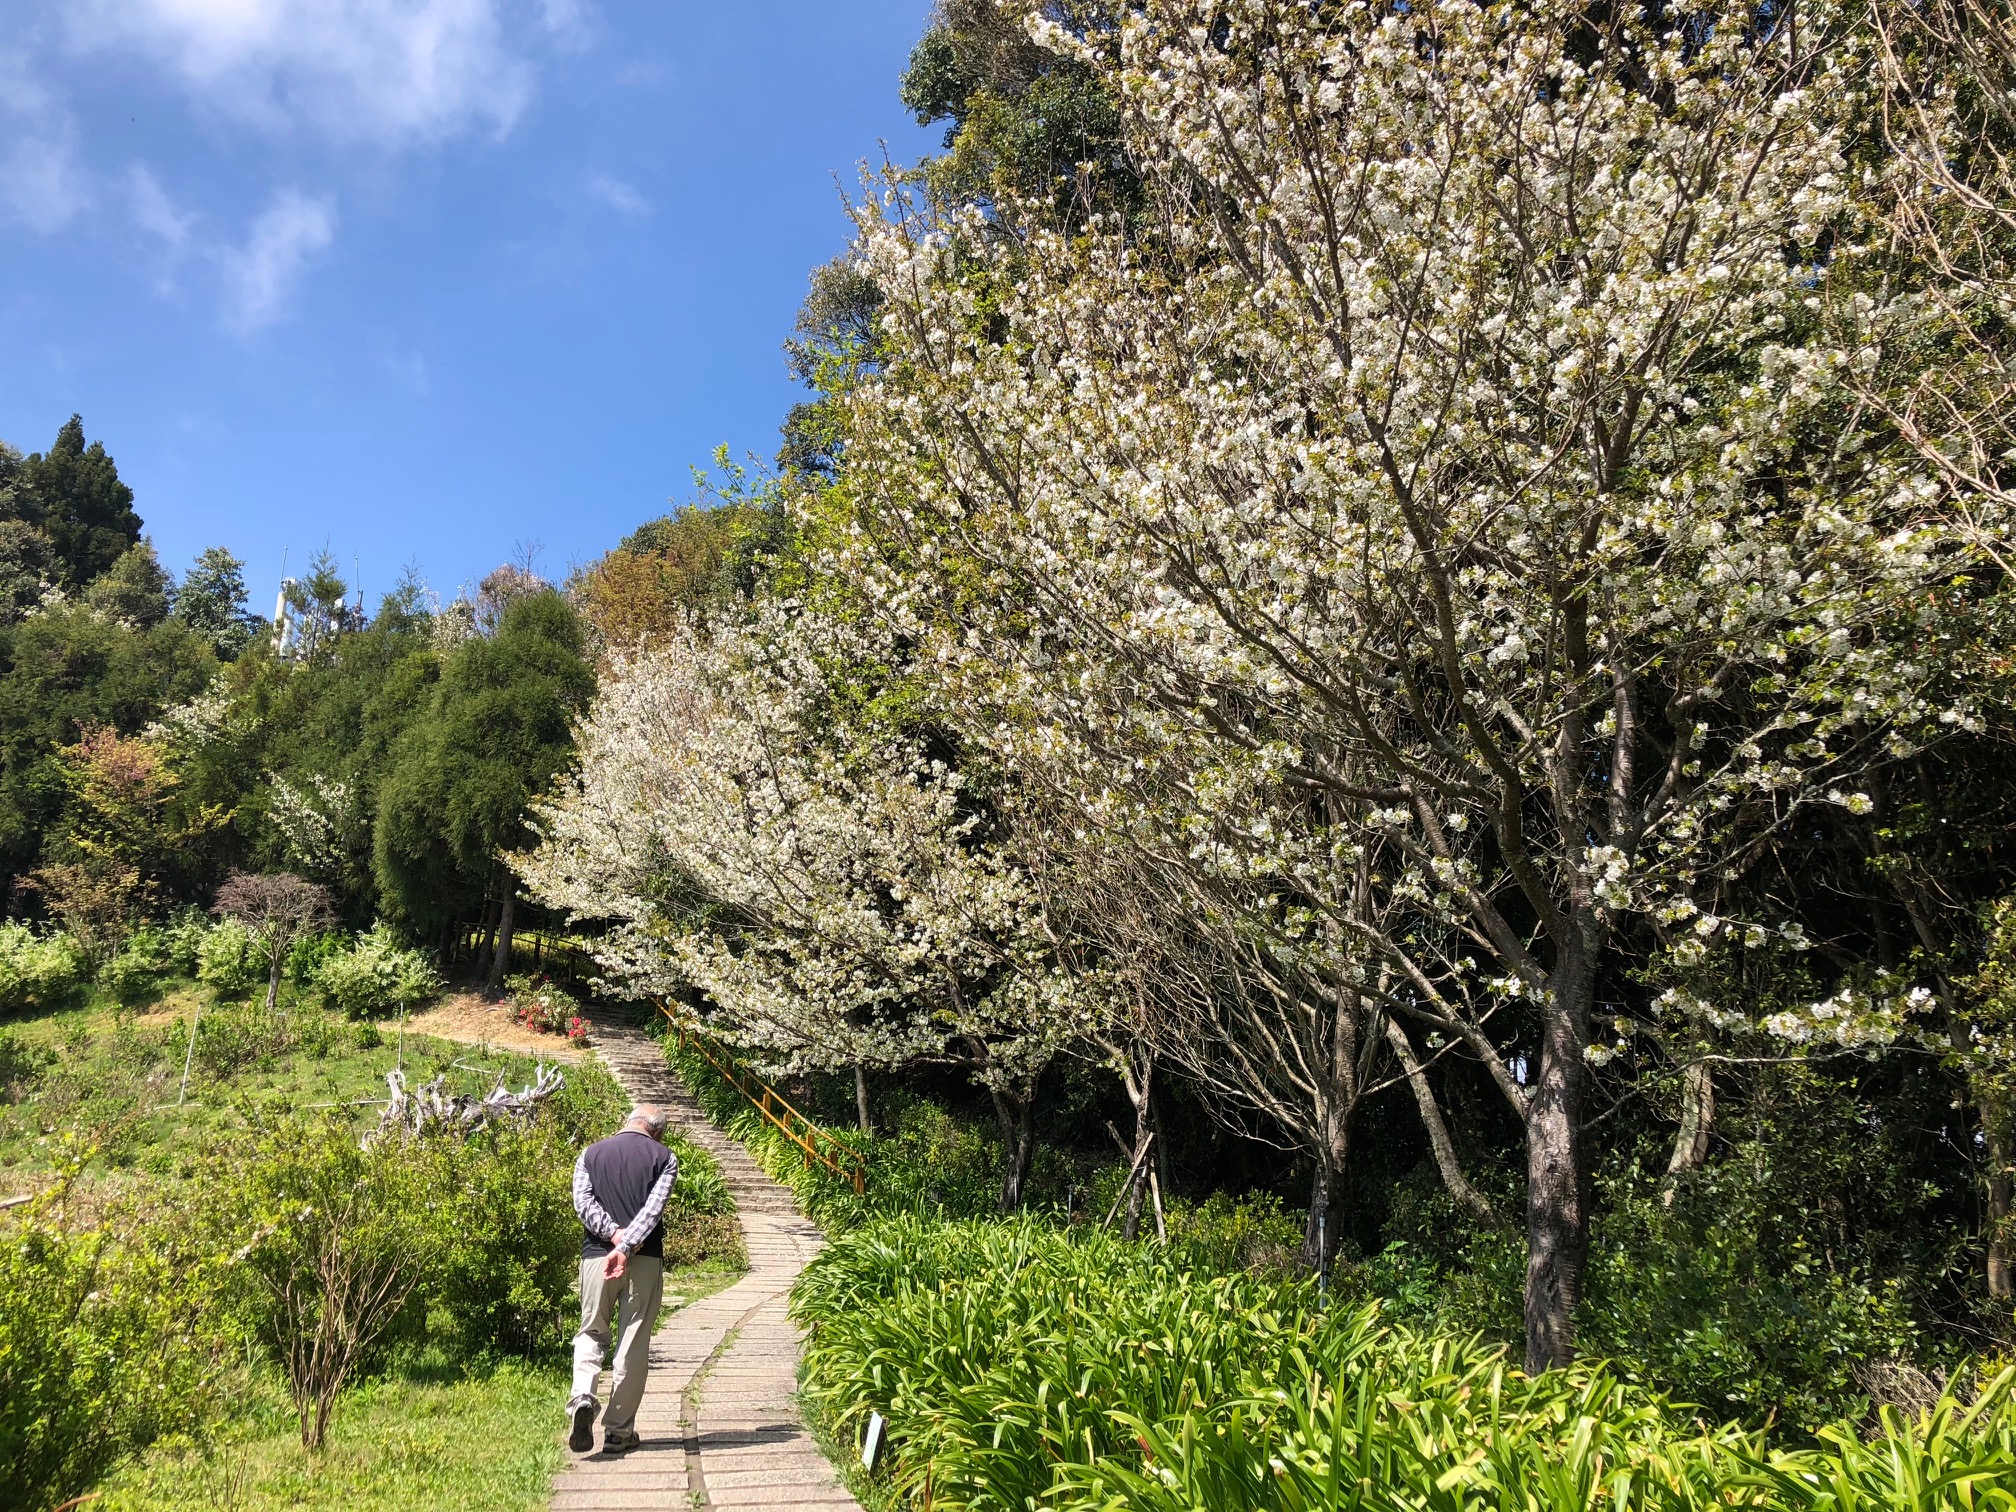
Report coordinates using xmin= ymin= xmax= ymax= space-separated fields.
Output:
xmin=0 ymin=1 xmax=938 ymax=610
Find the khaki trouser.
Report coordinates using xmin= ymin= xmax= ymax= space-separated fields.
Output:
xmin=571 ymin=1254 xmax=664 ymax=1432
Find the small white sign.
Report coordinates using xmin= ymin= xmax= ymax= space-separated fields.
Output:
xmin=860 ymin=1410 xmax=886 ymax=1471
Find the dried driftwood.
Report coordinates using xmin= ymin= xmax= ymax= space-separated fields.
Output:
xmin=370 ymin=1063 xmax=565 ymax=1142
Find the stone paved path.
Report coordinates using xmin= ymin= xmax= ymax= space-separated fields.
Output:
xmin=550 ymin=1010 xmax=861 ymax=1512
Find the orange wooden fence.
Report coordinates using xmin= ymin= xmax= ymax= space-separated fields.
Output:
xmin=657 ymin=1004 xmax=867 ymax=1196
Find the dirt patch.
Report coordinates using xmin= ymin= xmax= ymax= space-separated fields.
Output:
xmin=402 ymin=992 xmax=588 ymax=1062
xmin=132 ymin=986 xmax=206 ymax=1029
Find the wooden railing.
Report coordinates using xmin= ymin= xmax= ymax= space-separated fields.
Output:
xmin=451 ymin=924 xmax=593 ymax=985
xmin=657 ymin=1004 xmax=867 ymax=1196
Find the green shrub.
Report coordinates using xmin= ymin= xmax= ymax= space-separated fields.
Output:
xmin=195 ymin=918 xmax=262 ymax=998
xmin=0 ymin=924 xmax=87 ymax=1015
xmin=184 ymin=1001 xmax=282 ymax=1077
xmin=1580 ymin=1169 xmax=1924 ymax=1428
xmin=284 ymin=928 xmax=345 ymax=987
xmin=1352 ymin=1155 xmax=1935 ymax=1431
xmin=429 ymin=1112 xmax=737 ymax=1362
xmin=661 ymin=1132 xmax=734 ymax=1218
xmin=202 ymin=1113 xmax=435 ymax=1448
xmin=159 ymin=908 xmax=210 ymax=977
xmin=429 ymin=1120 xmax=591 ymax=1357
xmin=0 ymin=1167 xmax=221 ymax=1512
xmin=0 ymin=1029 xmax=53 ymax=1098
xmin=113 ymin=922 xmax=173 ymax=971
xmin=99 ymin=942 xmax=166 ymax=1005
xmin=425 ymin=1077 xmax=735 ymax=1357
xmin=1162 ymin=1190 xmax=1302 ymax=1276
xmin=793 ymin=1215 xmax=2016 ymax=1512
xmin=313 ymin=926 xmax=442 ymax=1019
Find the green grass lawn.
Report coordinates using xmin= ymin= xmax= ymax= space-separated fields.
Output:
xmin=99 ymin=1259 xmax=744 ymax=1512
xmin=0 ymin=984 xmax=605 ymax=1188
xmin=4 ymin=985 xmax=748 ymax=1510
xmin=97 ymin=1361 xmax=572 ymax=1512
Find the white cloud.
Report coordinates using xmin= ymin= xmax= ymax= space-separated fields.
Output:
xmin=68 ymin=0 xmax=567 ymax=148
xmin=537 ymin=0 xmax=595 ymax=51
xmin=220 ymin=189 xmax=336 ymax=333
xmin=0 ymin=50 xmax=90 ymax=232
xmin=0 ymin=137 xmax=91 ymax=234
xmin=586 ymin=172 xmax=647 ymax=215
xmin=129 ymin=165 xmax=196 ymax=248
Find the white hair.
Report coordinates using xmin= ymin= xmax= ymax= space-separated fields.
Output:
xmin=627 ymin=1104 xmax=670 ymax=1137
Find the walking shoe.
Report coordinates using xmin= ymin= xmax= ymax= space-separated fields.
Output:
xmin=602 ymin=1427 xmax=642 ymax=1455
xmin=566 ymin=1395 xmax=598 ymax=1453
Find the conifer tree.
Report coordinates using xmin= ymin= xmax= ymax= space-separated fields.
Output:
xmin=19 ymin=416 xmax=142 ymax=588
xmin=374 ymin=588 xmax=593 ymax=981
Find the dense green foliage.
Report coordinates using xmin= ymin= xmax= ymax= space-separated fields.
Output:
xmin=375 ymin=589 xmax=593 ymax=943
xmin=0 ymin=989 xmax=740 ymax=1509
xmin=0 ymin=602 xmax=217 ymax=898
xmin=0 ymin=923 xmax=87 ymax=1012
xmin=0 ymin=412 xmax=602 ymax=970
xmin=313 ymin=926 xmax=442 ymax=1018
xmin=0 ymin=1169 xmax=222 ymax=1512
xmin=1 ymin=416 xmax=144 ymax=590
xmin=795 ymin=1216 xmax=2016 ymax=1512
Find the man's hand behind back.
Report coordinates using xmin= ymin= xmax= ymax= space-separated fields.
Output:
xmin=602 ymin=1247 xmax=628 ymax=1282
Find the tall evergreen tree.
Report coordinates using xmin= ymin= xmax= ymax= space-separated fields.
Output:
xmin=83 ymin=541 xmax=173 ymax=628
xmin=174 ymin=547 xmax=256 ymax=658
xmin=19 ymin=416 xmax=142 ymax=588
xmin=374 ymin=588 xmax=593 ymax=980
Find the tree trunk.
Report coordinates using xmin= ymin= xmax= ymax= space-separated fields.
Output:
xmin=991 ymin=1082 xmax=1039 ymax=1213
xmin=1300 ymin=973 xmax=1363 ymax=1275
xmin=1302 ymin=1149 xmax=1345 ymax=1278
xmin=1524 ymin=956 xmax=1593 ymax=1372
xmin=474 ymin=891 xmax=501 ymax=980
xmin=1987 ymin=1095 xmax=2014 ymax=1303
xmin=266 ymin=951 xmax=284 ymax=1016
xmin=854 ymin=1063 xmax=873 ymax=1137
xmin=1300 ymin=1090 xmax=1350 ymax=1276
xmin=1382 ymin=1013 xmax=1494 ymax=1220
xmin=1123 ymin=1058 xmax=1155 ymax=1242
xmin=485 ymin=886 xmax=516 ymax=993
xmin=1661 ymin=1061 xmax=1715 ymax=1205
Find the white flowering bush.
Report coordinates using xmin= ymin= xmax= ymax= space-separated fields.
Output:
xmin=0 ymin=924 xmax=86 ymax=1015
xmin=312 ymin=925 xmax=442 ymax=1019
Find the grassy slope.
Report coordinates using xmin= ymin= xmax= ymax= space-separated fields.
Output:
xmin=4 ymin=986 xmax=747 ymax=1511
xmin=100 ymin=1264 xmax=744 ymax=1512
xmin=1 ymin=984 xmax=597 ymax=1186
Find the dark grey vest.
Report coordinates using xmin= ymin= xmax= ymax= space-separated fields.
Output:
xmin=579 ymin=1130 xmax=675 ymax=1261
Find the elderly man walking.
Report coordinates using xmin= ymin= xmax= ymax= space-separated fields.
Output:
xmin=567 ymin=1104 xmax=679 ymax=1454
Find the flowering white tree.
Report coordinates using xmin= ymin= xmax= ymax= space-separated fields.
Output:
xmin=831 ymin=0 xmax=1994 ymax=1366
xmin=520 ymin=605 xmax=1085 ymax=1209
xmin=1856 ymin=0 xmax=2016 ymax=548
xmin=1002 ymin=738 xmax=1491 ymax=1264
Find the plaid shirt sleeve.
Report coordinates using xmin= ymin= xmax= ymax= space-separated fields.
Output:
xmin=572 ymin=1150 xmax=621 ymax=1242
xmin=612 ymin=1155 xmax=679 ymax=1255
